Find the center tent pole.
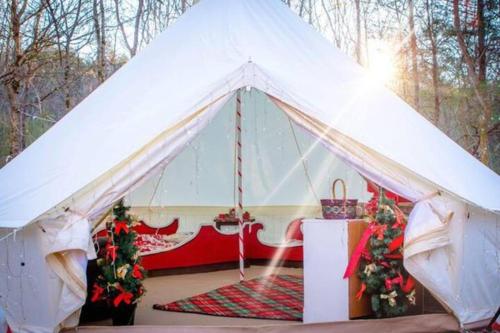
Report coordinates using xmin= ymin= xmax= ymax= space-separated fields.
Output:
xmin=236 ymin=89 xmax=245 ymax=281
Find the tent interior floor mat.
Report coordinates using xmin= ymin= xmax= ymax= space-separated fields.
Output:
xmin=153 ymin=274 xmax=303 ymax=321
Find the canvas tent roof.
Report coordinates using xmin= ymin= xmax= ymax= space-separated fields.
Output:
xmin=0 ymin=0 xmax=498 ymax=332
xmin=0 ymin=0 xmax=499 ymax=230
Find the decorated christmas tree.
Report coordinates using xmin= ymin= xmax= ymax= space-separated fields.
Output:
xmin=91 ymin=200 xmax=146 ymax=324
xmin=345 ymin=188 xmax=416 ymax=318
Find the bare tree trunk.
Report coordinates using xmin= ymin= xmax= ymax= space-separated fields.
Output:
xmin=477 ymin=0 xmax=486 ymax=83
xmin=6 ymin=84 xmax=22 ymax=157
xmin=299 ymin=0 xmax=305 ymax=17
xmin=425 ymin=0 xmax=441 ymax=125
xmin=408 ymin=0 xmax=420 ymax=111
xmin=354 ymin=0 xmax=361 ymax=64
xmin=7 ymin=0 xmax=23 ymax=157
xmin=63 ymin=49 xmax=72 ymax=111
xmin=397 ymin=30 xmax=409 ymax=99
xmin=114 ymin=0 xmax=144 ymax=57
xmin=308 ymin=0 xmax=313 ymax=24
xmin=93 ymin=0 xmax=106 ymax=83
xmin=364 ymin=14 xmax=369 ymax=67
xmin=453 ymin=0 xmax=491 ymax=164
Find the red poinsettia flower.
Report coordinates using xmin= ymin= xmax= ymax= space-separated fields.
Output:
xmin=242 ymin=211 xmax=251 ymax=221
xmin=91 ymin=283 xmax=104 ymax=303
xmin=131 ymin=264 xmax=143 ymax=279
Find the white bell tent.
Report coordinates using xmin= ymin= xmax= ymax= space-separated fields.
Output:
xmin=0 ymin=0 xmax=499 ymax=332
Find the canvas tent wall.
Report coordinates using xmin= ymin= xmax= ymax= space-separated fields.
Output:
xmin=124 ymin=90 xmax=370 ymax=241
xmin=0 ymin=0 xmax=498 ymax=332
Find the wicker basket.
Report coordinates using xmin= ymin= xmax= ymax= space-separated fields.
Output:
xmin=320 ymin=179 xmax=358 ymax=219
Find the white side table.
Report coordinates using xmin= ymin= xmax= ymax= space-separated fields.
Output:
xmin=302 ymin=219 xmax=349 ymax=323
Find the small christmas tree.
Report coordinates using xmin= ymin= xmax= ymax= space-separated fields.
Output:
xmin=351 ymin=188 xmax=416 ymax=318
xmin=91 ymin=200 xmax=146 ymax=320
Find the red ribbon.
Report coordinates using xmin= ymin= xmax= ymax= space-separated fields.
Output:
xmin=343 ymin=223 xmax=376 ymax=279
xmin=91 ymin=283 xmax=104 ymax=302
xmin=384 ymin=253 xmax=403 ymax=259
xmin=113 ymin=286 xmax=134 ymax=307
xmin=114 ymin=220 xmax=129 ymax=235
xmin=402 ymin=275 xmax=415 ymax=293
xmin=356 ymin=282 xmax=366 ymax=300
xmin=388 ymin=235 xmax=404 ymax=253
xmin=131 ymin=264 xmax=143 ymax=279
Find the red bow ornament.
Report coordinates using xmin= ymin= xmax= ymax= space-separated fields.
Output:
xmin=113 ymin=286 xmax=134 ymax=307
xmin=132 ymin=264 xmax=143 ymax=279
xmin=114 ymin=220 xmax=129 ymax=235
xmin=91 ymin=283 xmax=104 ymax=302
xmin=106 ymin=243 xmax=119 ymax=262
xmin=385 ymin=274 xmax=403 ymax=291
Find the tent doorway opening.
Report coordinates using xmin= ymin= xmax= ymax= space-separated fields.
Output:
xmin=82 ymin=89 xmax=446 ymax=328
xmin=83 ymin=88 xmax=377 ymax=326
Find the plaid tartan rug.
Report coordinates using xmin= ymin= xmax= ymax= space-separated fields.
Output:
xmin=153 ymin=274 xmax=303 ymax=321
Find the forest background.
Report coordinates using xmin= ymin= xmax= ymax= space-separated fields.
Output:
xmin=0 ymin=0 xmax=498 ymax=172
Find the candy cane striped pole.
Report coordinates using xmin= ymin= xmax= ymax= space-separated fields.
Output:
xmin=236 ymin=89 xmax=245 ymax=281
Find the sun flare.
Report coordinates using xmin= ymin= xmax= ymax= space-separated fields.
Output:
xmin=366 ymin=39 xmax=397 ymax=85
